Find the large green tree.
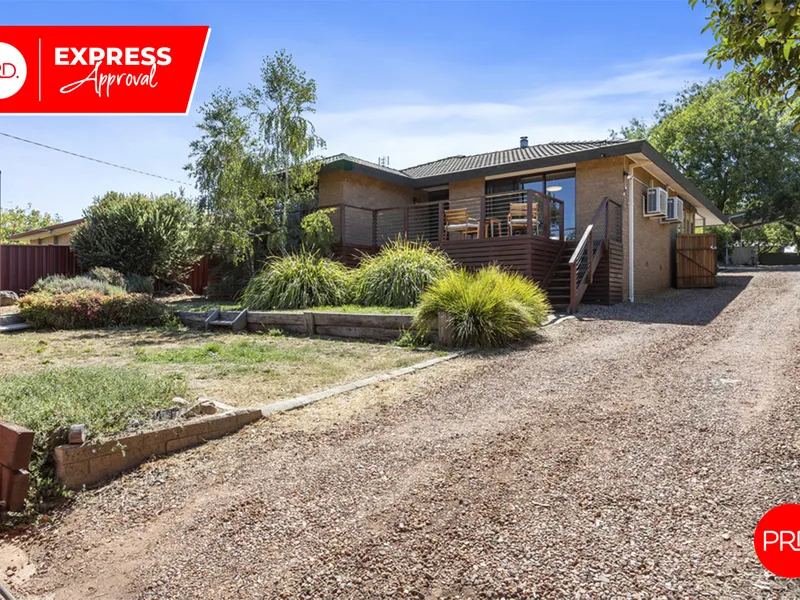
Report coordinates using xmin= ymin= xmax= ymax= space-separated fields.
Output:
xmin=186 ymin=50 xmax=325 ymax=274
xmin=613 ymin=75 xmax=800 ymax=226
xmin=71 ymin=191 xmax=200 ymax=280
xmin=692 ymin=0 xmax=800 ymax=127
xmin=0 ymin=204 xmax=61 ymax=243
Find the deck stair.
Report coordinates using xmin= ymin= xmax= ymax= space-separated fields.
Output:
xmin=544 ymin=242 xmax=577 ymax=309
xmin=0 ymin=313 xmax=33 ymax=333
xmin=205 ymin=309 xmax=248 ymax=331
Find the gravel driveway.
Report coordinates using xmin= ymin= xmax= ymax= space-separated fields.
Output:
xmin=7 ymin=267 xmax=800 ymax=599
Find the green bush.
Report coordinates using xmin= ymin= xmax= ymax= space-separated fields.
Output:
xmin=19 ymin=291 xmax=170 ymax=329
xmin=300 ymin=208 xmax=338 ymax=256
xmin=31 ymin=274 xmax=126 ymax=296
xmin=241 ymin=252 xmax=352 ymax=310
xmin=0 ymin=367 xmax=186 ymax=508
xmin=71 ymin=191 xmax=200 ymax=280
xmin=353 ymin=238 xmax=454 ymax=308
xmin=124 ymin=272 xmax=155 ymax=294
xmin=87 ymin=266 xmax=126 ymax=288
xmin=415 ymin=266 xmax=552 ymax=348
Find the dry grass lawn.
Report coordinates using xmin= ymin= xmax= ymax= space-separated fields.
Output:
xmin=0 ymin=327 xmax=441 ymax=407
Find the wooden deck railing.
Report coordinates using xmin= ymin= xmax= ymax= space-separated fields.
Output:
xmin=568 ymin=197 xmax=623 ymax=313
xmin=326 ymin=190 xmax=565 ymax=249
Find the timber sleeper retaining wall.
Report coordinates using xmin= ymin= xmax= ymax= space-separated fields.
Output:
xmin=54 ymin=408 xmax=262 ymax=489
xmin=176 ymin=310 xmax=440 ymax=343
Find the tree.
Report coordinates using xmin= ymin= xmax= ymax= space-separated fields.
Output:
xmin=71 ymin=191 xmax=200 ymax=280
xmin=186 ymin=50 xmax=325 ymax=274
xmin=612 ymin=75 xmax=800 ymax=224
xmin=0 ymin=204 xmax=61 ymax=243
xmin=691 ymin=0 xmax=800 ymax=128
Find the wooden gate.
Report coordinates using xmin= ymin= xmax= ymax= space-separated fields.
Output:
xmin=676 ymin=233 xmax=717 ymax=288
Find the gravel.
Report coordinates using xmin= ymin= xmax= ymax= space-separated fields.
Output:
xmin=8 ymin=266 xmax=800 ymax=599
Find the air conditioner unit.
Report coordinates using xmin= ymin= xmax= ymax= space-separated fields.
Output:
xmin=644 ymin=187 xmax=668 ymax=217
xmin=665 ymin=196 xmax=683 ymax=222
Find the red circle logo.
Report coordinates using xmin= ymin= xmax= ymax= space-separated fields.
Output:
xmin=755 ymin=504 xmax=800 ymax=578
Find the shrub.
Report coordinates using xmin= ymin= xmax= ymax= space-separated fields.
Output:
xmin=71 ymin=191 xmax=200 ymax=280
xmin=124 ymin=272 xmax=155 ymax=294
xmin=0 ymin=367 xmax=186 ymax=507
xmin=31 ymin=274 xmax=126 ymax=296
xmin=241 ymin=252 xmax=352 ymax=310
xmin=19 ymin=291 xmax=170 ymax=329
xmin=415 ymin=266 xmax=552 ymax=348
xmin=353 ymin=238 xmax=454 ymax=308
xmin=87 ymin=266 xmax=126 ymax=288
xmin=300 ymin=208 xmax=338 ymax=256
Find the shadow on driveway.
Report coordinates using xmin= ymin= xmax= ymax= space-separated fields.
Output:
xmin=577 ymin=271 xmax=753 ymax=326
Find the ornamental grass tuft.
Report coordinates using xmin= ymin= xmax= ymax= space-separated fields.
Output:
xmin=241 ymin=252 xmax=353 ymax=310
xmin=415 ymin=265 xmax=552 ymax=348
xmin=353 ymin=238 xmax=454 ymax=308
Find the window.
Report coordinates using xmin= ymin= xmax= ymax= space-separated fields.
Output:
xmin=427 ymin=188 xmax=449 ymax=203
xmin=486 ymin=170 xmax=576 ymax=240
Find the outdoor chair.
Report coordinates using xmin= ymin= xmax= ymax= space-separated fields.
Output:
xmin=507 ymin=202 xmax=539 ymax=235
xmin=444 ymin=208 xmax=479 ymax=240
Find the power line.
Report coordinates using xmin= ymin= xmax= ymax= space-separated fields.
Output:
xmin=0 ymin=131 xmax=194 ymax=187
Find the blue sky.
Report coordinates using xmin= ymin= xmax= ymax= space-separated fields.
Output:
xmin=1 ymin=0 xmax=724 ymax=221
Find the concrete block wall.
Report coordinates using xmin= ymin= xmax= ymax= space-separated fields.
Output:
xmin=54 ymin=409 xmax=262 ymax=489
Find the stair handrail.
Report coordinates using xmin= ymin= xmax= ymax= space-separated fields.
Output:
xmin=568 ymin=197 xmax=615 ymax=313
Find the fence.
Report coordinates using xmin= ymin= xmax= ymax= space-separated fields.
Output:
xmin=0 ymin=244 xmax=210 ymax=295
xmin=0 ymin=244 xmax=80 ymax=293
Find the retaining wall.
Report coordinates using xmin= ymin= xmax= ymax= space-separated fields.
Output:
xmin=54 ymin=408 xmax=262 ymax=489
xmin=176 ymin=310 xmax=436 ymax=342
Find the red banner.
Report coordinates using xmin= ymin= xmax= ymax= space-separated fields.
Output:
xmin=0 ymin=26 xmax=210 ymax=114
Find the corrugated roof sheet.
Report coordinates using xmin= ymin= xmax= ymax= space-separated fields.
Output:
xmin=399 ymin=140 xmax=631 ymax=178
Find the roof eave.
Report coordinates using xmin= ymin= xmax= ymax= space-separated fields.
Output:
xmin=639 ymin=142 xmax=728 ymax=226
xmin=320 ymin=158 xmax=416 ymax=188
xmin=8 ymin=218 xmax=85 ymax=240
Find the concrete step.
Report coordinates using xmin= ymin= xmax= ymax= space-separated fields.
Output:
xmin=0 ymin=313 xmax=23 ymax=326
xmin=209 ymin=320 xmax=235 ymax=327
xmin=0 ymin=322 xmax=33 ymax=333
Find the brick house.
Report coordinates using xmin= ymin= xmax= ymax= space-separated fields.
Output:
xmin=314 ymin=138 xmax=727 ymax=310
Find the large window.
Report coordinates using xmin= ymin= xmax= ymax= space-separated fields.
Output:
xmin=487 ymin=170 xmax=576 ymax=240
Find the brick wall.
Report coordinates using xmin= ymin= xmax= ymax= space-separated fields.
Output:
xmin=629 ymin=167 xmax=679 ymax=296
xmin=449 ymin=177 xmax=485 ymax=200
xmin=575 ymin=157 xmax=625 ymax=234
xmin=576 ymin=156 xmax=679 ymax=299
xmin=54 ymin=409 xmax=262 ymax=489
xmin=318 ymin=171 xmax=414 ymax=210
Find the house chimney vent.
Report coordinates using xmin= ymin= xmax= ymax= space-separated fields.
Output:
xmin=520 ymin=136 xmax=529 ymax=148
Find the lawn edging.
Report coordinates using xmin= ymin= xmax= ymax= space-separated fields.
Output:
xmin=54 ymin=408 xmax=262 ymax=489
xmin=259 ymin=350 xmax=470 ymax=416
xmin=54 ymin=350 xmax=467 ymax=489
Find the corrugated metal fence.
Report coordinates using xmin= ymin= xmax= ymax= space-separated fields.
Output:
xmin=0 ymin=244 xmax=80 ymax=293
xmin=0 ymin=244 xmax=210 ymax=295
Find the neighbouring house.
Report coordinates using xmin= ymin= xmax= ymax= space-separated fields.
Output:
xmin=314 ymin=138 xmax=727 ymax=311
xmin=8 ymin=218 xmax=84 ymax=245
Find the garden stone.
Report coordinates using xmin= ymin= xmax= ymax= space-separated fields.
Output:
xmin=0 ymin=291 xmax=20 ymax=306
xmin=183 ymin=400 xmax=218 ymax=417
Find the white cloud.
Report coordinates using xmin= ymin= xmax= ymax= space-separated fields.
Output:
xmin=316 ymin=51 xmax=713 ymax=169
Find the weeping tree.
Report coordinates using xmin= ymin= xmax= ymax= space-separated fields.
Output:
xmin=186 ymin=50 xmax=325 ymax=275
